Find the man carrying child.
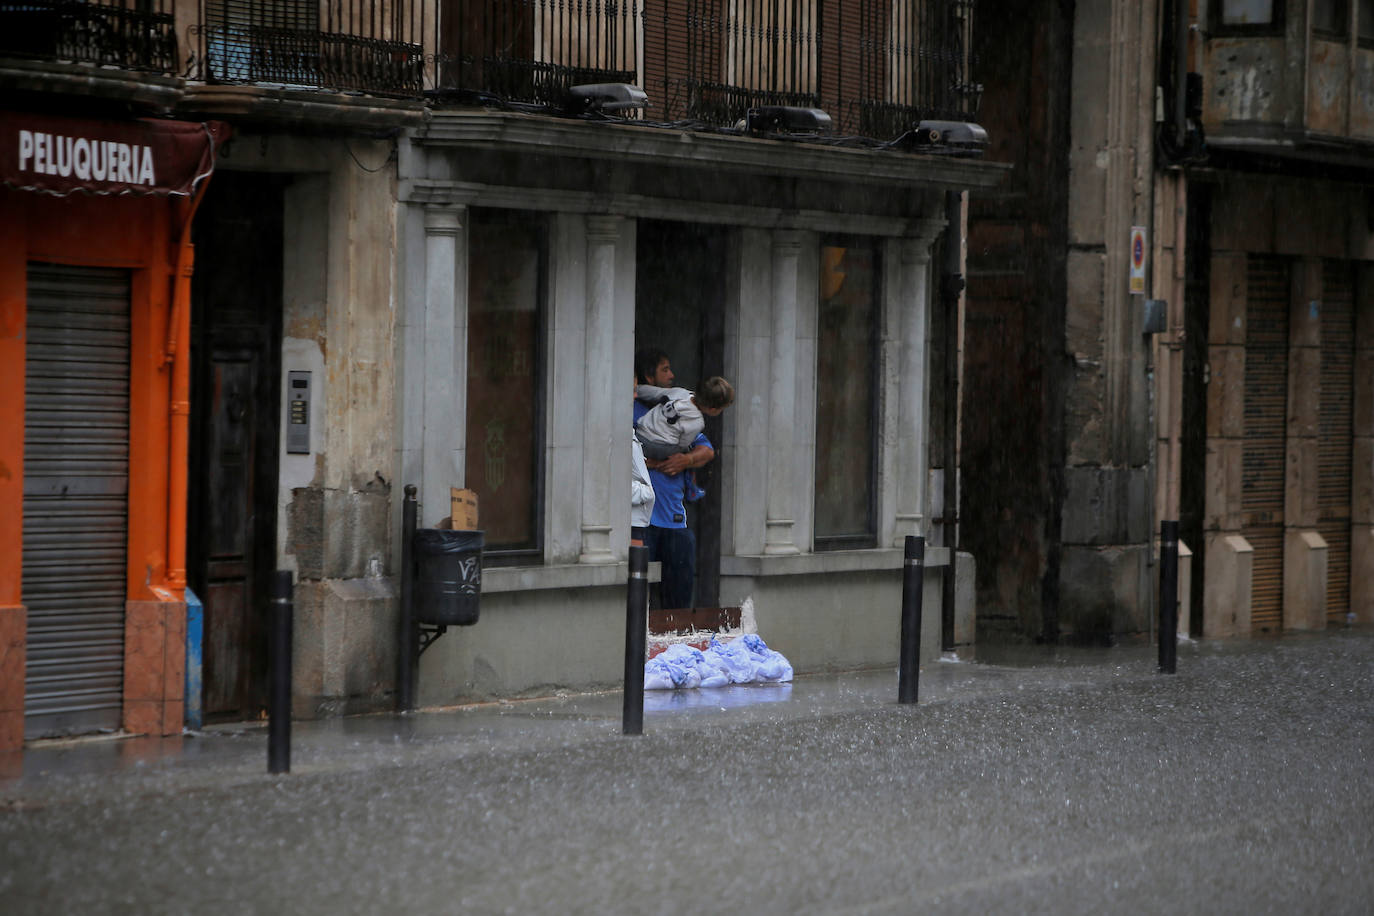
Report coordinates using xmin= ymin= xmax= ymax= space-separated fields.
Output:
xmin=632 ymin=348 xmax=733 ymax=610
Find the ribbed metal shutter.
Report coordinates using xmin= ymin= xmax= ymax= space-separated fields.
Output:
xmin=1240 ymin=255 xmax=1288 ymax=632
xmin=22 ymin=264 xmax=130 ymax=738
xmin=1319 ymin=260 xmax=1354 ymax=624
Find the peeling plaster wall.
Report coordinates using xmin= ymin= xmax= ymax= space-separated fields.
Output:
xmin=1354 ymin=49 xmax=1374 ymax=138
xmin=228 ymin=134 xmax=401 ymax=716
xmin=1205 ymin=38 xmax=1283 ymax=126
xmin=1307 ymin=39 xmax=1350 ymax=135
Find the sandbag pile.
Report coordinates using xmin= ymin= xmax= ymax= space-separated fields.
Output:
xmin=644 ymin=634 xmax=793 ymax=690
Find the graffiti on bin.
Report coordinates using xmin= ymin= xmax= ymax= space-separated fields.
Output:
xmin=456 ymin=556 xmax=481 ymax=594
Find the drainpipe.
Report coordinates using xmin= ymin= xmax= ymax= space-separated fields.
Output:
xmin=940 ymin=189 xmax=964 ymax=652
xmin=163 ymin=180 xmax=210 ymax=593
xmin=1173 ymin=0 xmax=1189 ymax=148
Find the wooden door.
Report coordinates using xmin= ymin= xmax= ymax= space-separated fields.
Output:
xmin=189 ymin=172 xmax=284 ymax=720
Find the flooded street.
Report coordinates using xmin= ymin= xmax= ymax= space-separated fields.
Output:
xmin=3 ymin=630 xmax=1372 ymax=914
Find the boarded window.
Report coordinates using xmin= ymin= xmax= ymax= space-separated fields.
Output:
xmin=814 ymin=241 xmax=880 ymax=549
xmin=466 ymin=210 xmax=546 ymax=560
xmin=1220 ymin=0 xmax=1276 ymax=25
xmin=1313 ymin=0 xmax=1349 ymax=35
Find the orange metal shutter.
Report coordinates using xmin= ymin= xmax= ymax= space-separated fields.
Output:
xmin=22 ymin=264 xmax=131 ymax=737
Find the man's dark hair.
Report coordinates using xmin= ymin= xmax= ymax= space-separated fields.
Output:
xmin=634 ymin=347 xmax=670 ymax=384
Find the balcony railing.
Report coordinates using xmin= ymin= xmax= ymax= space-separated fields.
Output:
xmin=437 ymin=0 xmax=638 ymax=106
xmin=190 ymin=0 xmax=428 ymax=96
xmin=440 ymin=0 xmax=979 ymax=138
xmin=1 ymin=0 xmax=979 ymax=138
xmin=644 ymin=0 xmax=978 ymax=134
xmin=0 ymin=0 xmax=178 ymax=75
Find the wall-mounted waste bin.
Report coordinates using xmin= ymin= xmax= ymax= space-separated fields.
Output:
xmin=412 ymin=529 xmax=483 ymax=626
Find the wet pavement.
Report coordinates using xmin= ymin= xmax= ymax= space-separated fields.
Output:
xmin=2 ymin=629 xmax=1372 ymax=914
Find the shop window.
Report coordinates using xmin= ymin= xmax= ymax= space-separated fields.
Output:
xmin=1358 ymin=0 xmax=1374 ymax=43
xmin=814 ymin=241 xmax=880 ymax=550
xmin=466 ymin=210 xmax=547 ymax=563
xmin=1314 ymin=0 xmax=1349 ymax=37
xmin=1211 ymin=0 xmax=1282 ymax=33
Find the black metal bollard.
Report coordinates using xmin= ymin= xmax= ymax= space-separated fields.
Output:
xmin=397 ymin=484 xmax=418 ymax=712
xmin=623 ymin=546 xmax=649 ymax=735
xmin=898 ymin=536 xmax=925 ymax=704
xmin=268 ymin=570 xmax=293 ymax=774
xmin=1159 ymin=520 xmax=1179 ymax=674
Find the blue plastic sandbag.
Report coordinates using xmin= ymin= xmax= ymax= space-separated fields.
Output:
xmin=645 ymin=643 xmax=711 ymax=690
xmin=702 ymin=634 xmax=793 ymax=684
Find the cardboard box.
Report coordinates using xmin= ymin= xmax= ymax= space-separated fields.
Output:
xmin=450 ymin=488 xmax=479 ymax=530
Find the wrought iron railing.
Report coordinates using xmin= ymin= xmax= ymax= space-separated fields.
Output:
xmin=436 ymin=0 xmax=639 ymax=106
xmin=191 ymin=0 xmax=428 ymax=96
xmin=646 ymin=0 xmax=978 ymax=134
xmin=1 ymin=0 xmax=978 ymax=137
xmin=0 ymin=0 xmax=178 ymax=75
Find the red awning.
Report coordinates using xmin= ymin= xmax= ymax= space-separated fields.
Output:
xmin=1 ymin=112 xmax=230 ymax=198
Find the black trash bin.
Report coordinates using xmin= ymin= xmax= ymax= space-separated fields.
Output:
xmin=412 ymin=529 xmax=483 ymax=626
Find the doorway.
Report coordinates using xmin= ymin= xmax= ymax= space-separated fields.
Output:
xmin=188 ymin=172 xmax=286 ymax=721
xmin=634 ymin=219 xmax=727 ymax=609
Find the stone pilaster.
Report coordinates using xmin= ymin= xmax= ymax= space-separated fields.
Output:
xmin=1351 ymin=264 xmax=1374 ymax=623
xmin=122 ymin=600 xmax=186 ymax=736
xmin=0 ymin=605 xmax=24 ymax=751
xmin=764 ymin=230 xmax=803 ymax=555
xmin=421 ymin=204 xmax=468 ymax=526
xmin=1283 ymin=259 xmax=1326 ymax=629
xmin=1201 ymin=251 xmax=1251 ymax=634
xmin=580 ymin=216 xmax=622 ymax=564
xmin=892 ymin=222 xmax=943 ymax=545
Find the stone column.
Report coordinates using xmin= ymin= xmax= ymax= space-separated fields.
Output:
xmin=892 ymin=222 xmax=944 ymax=545
xmin=1353 ymin=263 xmax=1374 ymax=624
xmin=1202 ymin=251 xmax=1249 ymax=635
xmin=421 ymin=204 xmax=467 ymax=526
xmin=1284 ymin=258 xmax=1326 ymax=630
xmin=580 ymin=216 xmax=622 ymax=564
xmin=764 ymin=230 xmax=803 ymax=555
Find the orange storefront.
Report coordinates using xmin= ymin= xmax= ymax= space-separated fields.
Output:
xmin=0 ymin=112 xmax=226 ymax=748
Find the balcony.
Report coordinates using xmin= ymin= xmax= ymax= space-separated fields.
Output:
xmin=436 ymin=0 xmax=981 ymax=140
xmin=190 ymin=0 xmax=427 ymax=97
xmin=438 ymin=0 xmax=638 ymax=105
xmin=0 ymin=0 xmax=178 ymax=75
xmin=0 ymin=0 xmax=980 ymax=141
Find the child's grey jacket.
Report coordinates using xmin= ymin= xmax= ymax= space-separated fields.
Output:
xmin=634 ymin=384 xmax=704 ymax=460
